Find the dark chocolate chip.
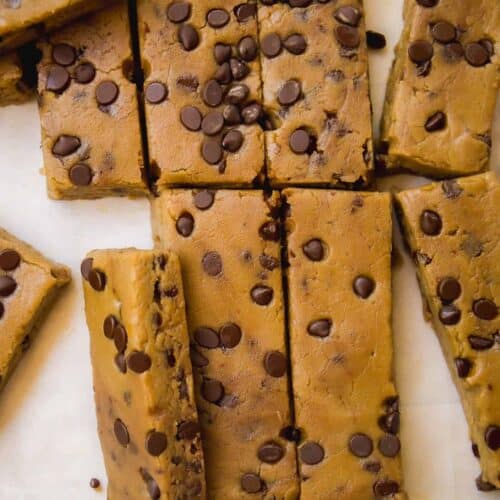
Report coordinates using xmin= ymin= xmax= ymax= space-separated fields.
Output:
xmin=225 ymin=83 xmax=250 ymax=105
xmin=194 ymin=190 xmax=215 ymax=210
xmin=214 ymin=43 xmax=232 ymax=64
xmin=202 ymin=378 xmax=224 ymax=403
xmin=259 ymin=254 xmax=279 ymax=271
xmin=230 ymin=58 xmax=249 ymax=80
xmin=468 ymin=335 xmax=494 ymax=351
xmin=261 ymin=33 xmax=282 ymax=58
xmin=366 ymin=30 xmax=386 ymax=50
xmin=439 ymin=305 xmax=461 ymax=325
xmin=349 ymin=433 xmax=373 ymax=457
xmin=190 ymin=346 xmax=209 ymax=368
xmin=114 ymin=418 xmax=129 ymax=446
xmin=473 ymin=299 xmax=497 ymax=320
xmin=177 ymin=421 xmax=200 ymax=440
xmin=0 ymin=276 xmax=16 ymax=297
xmin=443 ymin=42 xmax=464 ymax=61
xmin=180 ymin=106 xmax=202 ymax=131
xmin=69 ymin=163 xmax=92 ymax=186
xmin=178 ymin=24 xmax=199 ymax=51
xmin=442 ymin=179 xmax=463 ymax=199
xmin=251 ymin=285 xmax=274 ymax=306
xmin=103 ymin=315 xmax=118 ymax=339
xmin=373 ymin=480 xmax=400 ymax=496
xmin=219 ymin=323 xmax=242 ymax=348
xmin=114 ymin=353 xmax=127 ymax=373
xmin=278 ymin=80 xmax=301 ymax=106
xmin=234 ymin=3 xmax=257 ymax=22
xmin=363 ymin=461 xmax=382 ymax=474
xmin=264 ymin=351 xmax=287 ymax=377
xmin=146 ymin=431 xmax=167 ymax=456
xmin=202 ymin=251 xmax=223 ymax=276
xmin=307 ymin=319 xmax=332 ymax=338
xmin=465 ymin=43 xmax=490 ymax=67
xmin=302 ymin=239 xmax=325 ymax=261
xmin=408 ymin=40 xmax=434 ymax=63
xmin=95 ymin=81 xmax=119 ymax=106
xmin=284 ymin=34 xmax=307 ymax=54
xmin=455 ymin=358 xmax=472 ymax=378
xmin=258 ymin=441 xmax=284 ymax=464
xmin=88 ymin=269 xmax=106 ymax=291
xmin=280 ymin=426 xmax=302 ymax=443
xmin=485 ymin=426 xmax=500 ymax=451
xmin=207 ymin=9 xmax=230 ymax=28
xmin=259 ymin=221 xmax=280 ymax=241
xmin=176 ymin=212 xmax=195 ymax=237
xmin=378 ymin=434 xmax=401 ymax=457
xmin=241 ymin=103 xmax=262 ymax=124
xmin=74 ymin=62 xmax=96 ymax=84
xmin=431 ymin=21 xmax=456 ymax=44
xmin=437 ymin=277 xmax=461 ymax=303
xmin=46 ymin=65 xmax=70 ymax=93
xmin=472 ymin=443 xmax=480 ymax=458
xmin=127 ymin=351 xmax=152 ymax=373
xmin=194 ymin=327 xmax=220 ymax=349
xmin=289 ymin=0 xmax=312 ymax=6
xmin=202 ymin=111 xmax=224 ymax=136
xmin=353 ymin=275 xmax=375 ymax=298
xmin=299 ymin=442 xmax=324 ymax=465
xmin=145 ymin=82 xmax=168 ymax=104
xmin=335 ymin=25 xmax=360 ymax=48
xmin=334 ymin=6 xmax=361 ymax=27
xmin=241 ymin=473 xmax=262 ymax=493
xmin=480 ymin=39 xmax=494 ymax=57
xmin=202 ymin=79 xmax=223 ymax=107
xmin=52 ymin=43 xmax=76 ymax=66
xmin=89 ymin=478 xmax=100 ymax=489
xmin=52 ymin=135 xmax=80 ymax=156
xmin=167 ymin=2 xmax=191 ymax=23
xmin=113 ymin=324 xmax=128 ymax=353
xmin=140 ymin=469 xmax=161 ymax=500
xmin=202 ymin=140 xmax=223 ymax=165
xmin=0 ymin=302 xmax=4 ymax=319
xmin=425 ymin=111 xmax=447 ymax=132
xmin=80 ymin=258 xmax=93 ymax=280
xmin=238 ymin=36 xmax=258 ymax=61
xmin=420 ymin=210 xmax=442 ymax=235
xmin=289 ymin=129 xmax=310 ymax=154
xmin=0 ymin=249 xmax=20 ymax=271
xmin=223 ymin=105 xmax=242 ymax=125
xmin=222 ymin=129 xmax=244 ymax=152
xmin=214 ymin=62 xmax=232 ymax=84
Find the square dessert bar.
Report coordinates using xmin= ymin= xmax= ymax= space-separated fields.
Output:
xmin=396 ymin=173 xmax=500 ymax=490
xmin=137 ymin=0 xmax=265 ymax=188
xmin=82 ymin=249 xmax=205 ymax=499
xmin=381 ymin=0 xmax=499 ymax=177
xmin=151 ymin=190 xmax=299 ymax=499
xmin=37 ymin=2 xmax=147 ymax=199
xmin=259 ymin=1 xmax=373 ymax=187
xmin=0 ymin=228 xmax=70 ymax=393
xmin=284 ymin=189 xmax=405 ymax=498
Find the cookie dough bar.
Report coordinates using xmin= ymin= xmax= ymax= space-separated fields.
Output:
xmin=380 ymin=0 xmax=500 ymax=177
xmin=0 ymin=51 xmax=31 ymax=105
xmin=137 ymin=0 xmax=265 ymax=188
xmin=396 ymin=173 xmax=500 ymax=489
xmin=82 ymin=249 xmax=205 ymax=499
xmin=284 ymin=189 xmax=404 ymax=499
xmin=37 ymin=2 xmax=147 ymax=199
xmin=151 ymin=190 xmax=298 ymax=499
xmin=259 ymin=1 xmax=373 ymax=187
xmin=0 ymin=228 xmax=70 ymax=393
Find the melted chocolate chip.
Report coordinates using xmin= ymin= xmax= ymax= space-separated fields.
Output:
xmin=468 ymin=335 xmax=494 ymax=351
xmin=180 ymin=105 xmax=202 ymax=131
xmin=485 ymin=426 xmax=500 ymax=451
xmin=145 ymin=82 xmax=168 ymax=104
xmin=52 ymin=135 xmax=80 ymax=156
xmin=334 ymin=6 xmax=361 ymax=27
xmin=284 ymin=34 xmax=307 ymax=54
xmin=425 ymin=111 xmax=447 ymax=132
xmin=0 ymin=276 xmax=17 ymax=297
xmin=261 ymin=33 xmax=282 ymax=58
xmin=378 ymin=434 xmax=401 ymax=457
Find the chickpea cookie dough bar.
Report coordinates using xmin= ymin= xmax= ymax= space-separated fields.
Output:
xmin=0 ymin=0 xmax=108 ymax=53
xmin=37 ymin=1 xmax=147 ymax=199
xmin=395 ymin=173 xmax=500 ymax=491
xmin=380 ymin=0 xmax=500 ymax=178
xmin=137 ymin=1 xmax=265 ymax=188
xmin=151 ymin=190 xmax=299 ymax=499
xmin=0 ymin=228 xmax=70 ymax=393
xmin=259 ymin=1 xmax=373 ymax=187
xmin=82 ymin=249 xmax=205 ymax=499
xmin=283 ymin=189 xmax=404 ymax=499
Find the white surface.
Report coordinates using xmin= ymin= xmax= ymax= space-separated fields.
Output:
xmin=0 ymin=1 xmax=498 ymax=499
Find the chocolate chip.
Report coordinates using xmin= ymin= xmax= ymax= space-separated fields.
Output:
xmin=363 ymin=461 xmax=382 ymax=474
xmin=190 ymin=346 xmax=209 ymax=368
xmin=52 ymin=43 xmax=76 ymax=66
xmin=0 ymin=276 xmax=16 ymax=297
xmin=0 ymin=302 xmax=4 ymax=319
xmin=465 ymin=43 xmax=490 ymax=67
xmin=201 ymin=111 xmax=223 ymax=137
xmin=202 ymin=140 xmax=223 ymax=165
xmin=349 ymin=433 xmax=373 ymax=457
xmin=80 ymin=258 xmax=93 ymax=280
xmin=194 ymin=190 xmax=215 ymax=210
xmin=178 ymin=24 xmax=199 ymax=51
xmin=455 ymin=358 xmax=472 ymax=378
xmin=214 ymin=43 xmax=232 ymax=64
xmin=378 ymin=434 xmax=400 ymax=457
xmin=46 ymin=65 xmax=70 ymax=93
xmin=439 ymin=305 xmax=461 ymax=325
xmin=145 ymin=82 xmax=168 ymax=104
xmin=335 ymin=25 xmax=360 ymax=48
xmin=353 ymin=275 xmax=375 ymax=298
xmin=420 ymin=210 xmax=442 ymax=235
xmin=303 ymin=239 xmax=325 ymax=261
xmin=96 ymin=81 xmax=119 ymax=106
xmin=69 ymin=163 xmax=92 ymax=186
xmin=214 ymin=62 xmax=232 ymax=84
xmin=425 ymin=111 xmax=446 ymax=132
xmin=103 ymin=315 xmax=118 ymax=339
xmin=222 ymin=105 xmax=241 ymax=126
xmin=167 ymin=2 xmax=191 ymax=23
xmin=284 ymin=34 xmax=307 ymax=54
xmin=88 ymin=269 xmax=106 ymax=291
xmin=278 ymin=80 xmax=301 ymax=106
xmin=52 ymin=135 xmax=80 ymax=156
xmin=241 ymin=103 xmax=262 ymax=124
xmin=299 ymin=442 xmax=324 ymax=465
xmin=442 ymin=179 xmax=463 ymax=199
xmin=280 ymin=426 xmax=301 ymax=443
xmin=258 ymin=442 xmax=284 ymax=464
xmin=476 ymin=476 xmax=496 ymax=492
xmin=146 ymin=431 xmax=167 ymax=456
xmin=202 ymin=80 xmax=223 ymax=107
xmin=225 ymin=83 xmax=250 ymax=105
xmin=259 ymin=221 xmax=280 ymax=242
xmin=114 ymin=418 xmax=129 ymax=446
xmin=473 ymin=299 xmax=497 ymax=320
xmin=289 ymin=129 xmax=311 ymax=154
xmin=472 ymin=443 xmax=480 ymax=458
xmin=416 ymin=59 xmax=432 ymax=76
xmin=259 ymin=254 xmax=279 ymax=271
xmin=468 ymin=335 xmax=494 ymax=351
xmin=180 ymin=106 xmax=202 ymax=131
xmin=113 ymin=324 xmax=128 ymax=353
xmin=89 ymin=478 xmax=100 ymax=489
xmin=127 ymin=351 xmax=152 ymax=373
xmin=289 ymin=0 xmax=313 ymax=6
xmin=207 ymin=9 xmax=230 ymax=28
xmin=202 ymin=252 xmax=222 ymax=277
xmin=334 ymin=6 xmax=361 ymax=27
xmin=431 ymin=21 xmax=456 ymax=43
xmin=140 ymin=469 xmax=161 ymax=500
xmin=194 ymin=327 xmax=220 ymax=349
xmin=176 ymin=212 xmax=194 ymax=237
xmin=238 ymin=36 xmax=258 ymax=61
xmin=264 ymin=351 xmax=287 ymax=377
xmin=234 ymin=3 xmax=257 ymax=22
xmin=485 ymin=426 xmax=500 ymax=451
xmin=373 ymin=480 xmax=400 ymax=496
xmin=307 ymin=319 xmax=332 ymax=338
xmin=443 ymin=42 xmax=464 ymax=61
xmin=219 ymin=323 xmax=242 ymax=348
xmin=202 ymin=378 xmax=224 ymax=403
xmin=114 ymin=353 xmax=127 ymax=373
xmin=222 ymin=130 xmax=244 ymax=152
xmin=230 ymin=58 xmax=249 ymax=80
xmin=251 ymin=285 xmax=274 ymax=306
xmin=261 ymin=33 xmax=282 ymax=58
xmin=437 ymin=277 xmax=461 ymax=303
xmin=241 ymin=473 xmax=262 ymax=493
xmin=408 ymin=40 xmax=434 ymax=63
xmin=0 ymin=249 xmax=20 ymax=271
xmin=366 ymin=30 xmax=386 ymax=50
xmin=74 ymin=62 xmax=96 ymax=84
xmin=177 ymin=421 xmax=200 ymax=440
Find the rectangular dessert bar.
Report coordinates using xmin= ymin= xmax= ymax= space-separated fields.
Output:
xmin=37 ymin=2 xmax=147 ymax=199
xmin=151 ymin=190 xmax=299 ymax=499
xmin=0 ymin=0 xmax=107 ymax=53
xmin=82 ymin=249 xmax=206 ymax=499
xmin=381 ymin=0 xmax=500 ymax=178
xmin=259 ymin=1 xmax=373 ymax=187
xmin=395 ymin=173 xmax=500 ymax=490
xmin=284 ymin=189 xmax=405 ymax=499
xmin=0 ymin=228 xmax=70 ymax=393
xmin=137 ymin=0 xmax=265 ymax=188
